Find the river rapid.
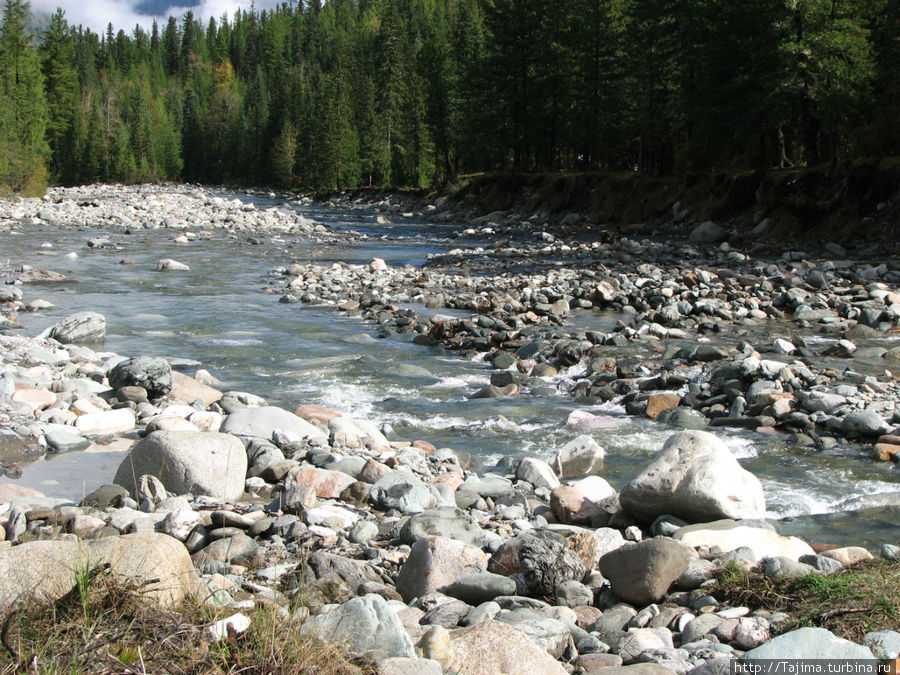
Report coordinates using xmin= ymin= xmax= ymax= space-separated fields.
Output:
xmin=1 ymin=186 xmax=898 ymax=549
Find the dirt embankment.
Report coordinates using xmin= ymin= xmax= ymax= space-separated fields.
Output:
xmin=333 ymin=158 xmax=900 ymax=256
xmin=449 ymin=159 xmax=900 ymax=253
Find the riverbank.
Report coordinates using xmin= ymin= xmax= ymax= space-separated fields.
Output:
xmin=326 ymin=159 xmax=900 ymax=257
xmin=0 ymin=184 xmax=898 ymax=673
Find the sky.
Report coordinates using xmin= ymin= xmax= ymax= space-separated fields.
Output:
xmin=30 ymin=0 xmax=287 ymax=34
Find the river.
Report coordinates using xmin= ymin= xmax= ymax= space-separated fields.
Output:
xmin=2 ymin=190 xmax=898 ymax=549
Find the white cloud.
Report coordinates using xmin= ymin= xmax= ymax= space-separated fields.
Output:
xmin=31 ymin=0 xmax=285 ymax=35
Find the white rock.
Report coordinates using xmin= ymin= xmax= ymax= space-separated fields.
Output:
xmin=569 ymin=475 xmax=616 ymax=503
xmin=206 ymin=613 xmax=252 ymax=641
xmin=305 ymin=504 xmax=360 ymax=530
xmin=161 ymin=508 xmax=201 ymax=541
xmin=74 ymin=408 xmax=136 ymax=435
xmin=189 ymin=410 xmax=224 ymax=432
xmin=620 ymin=430 xmax=766 ymax=523
xmin=156 ymin=259 xmax=190 ymax=271
xmin=673 ymin=520 xmax=814 ymax=561
xmin=516 ymin=457 xmax=560 ymax=490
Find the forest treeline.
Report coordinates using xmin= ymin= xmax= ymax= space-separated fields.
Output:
xmin=0 ymin=0 xmax=898 ymax=195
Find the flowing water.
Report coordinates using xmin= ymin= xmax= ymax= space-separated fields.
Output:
xmin=2 ymin=193 xmax=898 ymax=548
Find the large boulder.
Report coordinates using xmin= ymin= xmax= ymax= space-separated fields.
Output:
xmin=743 ymin=627 xmax=875 ymax=660
xmin=108 ymin=357 xmax=173 ymax=398
xmin=447 ymin=620 xmax=567 ymax=675
xmin=599 ymin=536 xmax=693 ymax=606
xmin=0 ymin=532 xmax=196 ymax=613
xmin=220 ymin=405 xmax=327 ymax=443
xmin=396 ymin=536 xmax=488 ymax=603
xmin=302 ymin=594 xmax=415 ymax=659
xmin=114 ymin=431 xmax=247 ymax=501
xmin=619 ymin=430 xmax=765 ymax=524
xmin=673 ymin=520 xmax=814 ymax=561
xmin=47 ymin=311 xmax=106 ymax=344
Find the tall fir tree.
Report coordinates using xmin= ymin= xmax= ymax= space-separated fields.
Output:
xmin=0 ymin=0 xmax=49 ymax=195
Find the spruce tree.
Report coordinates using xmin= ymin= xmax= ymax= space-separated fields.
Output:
xmin=0 ymin=0 xmax=49 ymax=195
xmin=40 ymin=8 xmax=79 ymax=184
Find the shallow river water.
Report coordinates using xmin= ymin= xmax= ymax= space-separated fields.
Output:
xmin=2 ymin=192 xmax=898 ymax=548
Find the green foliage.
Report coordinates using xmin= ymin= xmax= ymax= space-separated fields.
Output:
xmin=0 ymin=0 xmax=897 ymax=193
xmin=712 ymin=559 xmax=900 ymax=642
xmin=0 ymin=0 xmax=48 ymax=195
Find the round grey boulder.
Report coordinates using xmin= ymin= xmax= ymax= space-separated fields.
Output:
xmin=114 ymin=431 xmax=247 ymax=501
xmin=599 ymin=536 xmax=693 ymax=606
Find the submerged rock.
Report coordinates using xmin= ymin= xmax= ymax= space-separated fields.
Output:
xmin=47 ymin=311 xmax=106 ymax=343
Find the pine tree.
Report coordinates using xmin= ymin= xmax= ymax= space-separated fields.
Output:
xmin=40 ymin=8 xmax=79 ymax=183
xmin=0 ymin=0 xmax=49 ymax=195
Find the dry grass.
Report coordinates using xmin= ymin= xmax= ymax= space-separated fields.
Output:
xmin=0 ymin=567 xmax=369 ymax=675
xmin=711 ymin=559 xmax=900 ymax=642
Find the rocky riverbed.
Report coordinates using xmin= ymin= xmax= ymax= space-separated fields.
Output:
xmin=0 ymin=184 xmax=898 ymax=673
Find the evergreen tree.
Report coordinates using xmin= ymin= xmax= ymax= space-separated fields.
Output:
xmin=0 ymin=0 xmax=49 ymax=195
xmin=40 ymin=8 xmax=79 ymax=183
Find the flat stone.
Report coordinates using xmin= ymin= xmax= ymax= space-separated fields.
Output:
xmin=743 ymin=627 xmax=874 ymax=660
xmin=169 ymin=370 xmax=222 ymax=406
xmin=646 ymin=393 xmax=681 ymax=419
xmin=44 ymin=428 xmax=90 ymax=453
xmin=12 ymin=388 xmax=56 ymax=412
xmin=400 ymin=508 xmax=495 ymax=548
xmin=290 ymin=467 xmax=356 ymax=499
xmin=819 ymin=546 xmax=874 ymax=565
xmin=447 ymin=620 xmax=567 ymax=675
xmin=673 ymin=520 xmax=814 ymax=561
xmin=47 ymin=312 xmax=106 ymax=343
xmin=294 ymin=404 xmax=342 ymax=425
xmin=75 ymin=408 xmax=136 ymax=435
xmin=220 ymin=405 xmax=327 ymax=443
xmin=440 ymin=572 xmax=517 ymax=606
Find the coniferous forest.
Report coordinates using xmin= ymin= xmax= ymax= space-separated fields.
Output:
xmin=0 ymin=0 xmax=898 ymax=196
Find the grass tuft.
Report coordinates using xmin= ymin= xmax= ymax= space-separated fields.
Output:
xmin=710 ymin=559 xmax=900 ymax=642
xmin=0 ymin=567 xmax=370 ymax=674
